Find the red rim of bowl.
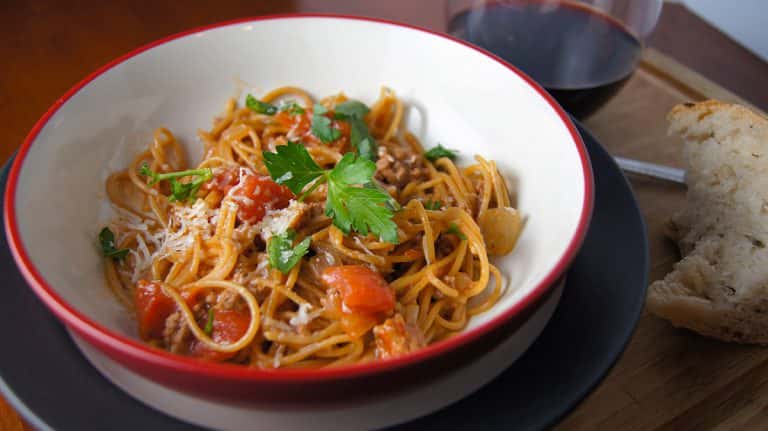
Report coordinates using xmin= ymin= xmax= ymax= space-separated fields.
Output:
xmin=3 ymin=14 xmax=594 ymax=383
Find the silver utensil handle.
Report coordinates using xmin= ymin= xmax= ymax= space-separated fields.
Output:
xmin=614 ymin=156 xmax=686 ymax=184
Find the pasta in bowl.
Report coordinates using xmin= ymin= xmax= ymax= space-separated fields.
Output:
xmin=102 ymin=87 xmax=522 ymax=367
xmin=5 ymin=15 xmax=592 ymax=404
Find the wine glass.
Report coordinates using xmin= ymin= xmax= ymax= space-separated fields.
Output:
xmin=447 ymin=0 xmax=663 ymax=118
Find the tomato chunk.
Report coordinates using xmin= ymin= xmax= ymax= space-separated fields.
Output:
xmin=321 ymin=289 xmax=378 ymax=338
xmin=231 ymin=174 xmax=294 ymax=223
xmin=189 ymin=309 xmax=251 ymax=361
xmin=321 ymin=265 xmax=395 ymax=314
xmin=340 ymin=310 xmax=380 ymax=338
xmin=275 ymin=111 xmax=311 ymax=135
xmin=135 ymin=280 xmax=176 ymax=340
xmin=373 ymin=314 xmax=425 ymax=360
xmin=275 ymin=109 xmax=351 ymax=148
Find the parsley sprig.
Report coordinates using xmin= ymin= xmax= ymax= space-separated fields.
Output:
xmin=140 ymin=164 xmax=213 ymax=203
xmin=268 ymin=229 xmax=312 ymax=273
xmin=309 ymin=100 xmax=377 ymax=161
xmin=311 ymin=104 xmax=342 ymax=143
xmin=334 ymin=100 xmax=370 ymax=119
xmin=279 ymin=101 xmax=305 ymax=115
xmin=333 ymin=100 xmax=377 ymax=161
xmin=98 ymin=227 xmax=130 ymax=260
xmin=445 ymin=223 xmax=467 ymax=241
xmin=246 ymin=94 xmax=278 ymax=115
xmin=424 ymin=144 xmax=458 ymax=162
xmin=203 ymin=308 xmax=215 ymax=335
xmin=424 ymin=200 xmax=442 ymax=210
xmin=263 ymin=142 xmax=399 ymax=243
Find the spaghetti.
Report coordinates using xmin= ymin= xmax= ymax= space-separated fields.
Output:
xmin=102 ymin=87 xmax=522 ymax=368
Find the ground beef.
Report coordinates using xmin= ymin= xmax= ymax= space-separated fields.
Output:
xmin=303 ymin=247 xmax=342 ymax=286
xmin=373 ymin=314 xmax=425 ymax=359
xmin=216 ymin=289 xmax=239 ymax=310
xmin=203 ymin=292 xmax=216 ymax=307
xmin=306 ymin=201 xmax=326 ymax=218
xmin=162 ymin=293 xmax=218 ymax=353
xmin=375 ymin=140 xmax=430 ymax=191
xmin=162 ymin=310 xmax=190 ymax=354
xmin=436 ymin=235 xmax=455 ymax=257
xmin=292 ymin=201 xmax=326 ymax=232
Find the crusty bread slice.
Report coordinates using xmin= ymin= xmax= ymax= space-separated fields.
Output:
xmin=647 ymin=100 xmax=768 ymax=344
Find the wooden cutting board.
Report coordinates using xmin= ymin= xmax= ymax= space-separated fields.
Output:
xmin=556 ymin=48 xmax=768 ymax=431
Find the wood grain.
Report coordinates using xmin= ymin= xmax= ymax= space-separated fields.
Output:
xmin=555 ymin=50 xmax=768 ymax=431
xmin=647 ymin=3 xmax=768 ymax=110
xmin=0 ymin=395 xmax=25 ymax=431
xmin=1 ymin=1 xmax=767 ymax=430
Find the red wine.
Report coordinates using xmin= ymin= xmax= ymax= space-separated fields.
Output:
xmin=449 ymin=1 xmax=642 ymax=118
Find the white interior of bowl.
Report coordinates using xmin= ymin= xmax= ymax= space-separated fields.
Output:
xmin=12 ymin=17 xmax=586 ymax=341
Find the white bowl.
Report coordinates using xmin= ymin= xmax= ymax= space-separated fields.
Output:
xmin=4 ymin=15 xmax=592 ymax=403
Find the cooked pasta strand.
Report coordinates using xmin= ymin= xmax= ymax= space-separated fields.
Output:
xmin=102 ymin=86 xmax=520 ymax=368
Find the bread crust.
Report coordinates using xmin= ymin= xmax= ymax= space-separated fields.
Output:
xmin=647 ymin=100 xmax=768 ymax=344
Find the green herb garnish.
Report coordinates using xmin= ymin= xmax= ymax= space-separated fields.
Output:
xmin=445 ymin=223 xmax=467 ymax=241
xmin=279 ymin=101 xmax=306 ymax=115
xmin=334 ymin=100 xmax=370 ymax=120
xmin=139 ymin=164 xmax=213 ymax=203
xmin=424 ymin=200 xmax=442 ymax=211
xmin=260 ymin=142 xmax=325 ymax=194
xmin=246 ymin=94 xmax=278 ymax=115
xmin=333 ymin=100 xmax=377 ymax=161
xmin=349 ymin=117 xmax=377 ymax=161
xmin=424 ymin=144 xmax=458 ymax=162
xmin=98 ymin=227 xmax=129 ymax=260
xmin=311 ymin=103 xmax=342 ymax=143
xmin=203 ymin=308 xmax=215 ymax=335
xmin=267 ymin=229 xmax=312 ymax=274
xmin=263 ymin=142 xmax=398 ymax=243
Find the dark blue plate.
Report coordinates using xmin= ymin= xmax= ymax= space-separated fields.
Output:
xmin=0 ymin=122 xmax=647 ymax=430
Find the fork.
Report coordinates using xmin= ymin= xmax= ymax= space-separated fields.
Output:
xmin=614 ymin=156 xmax=686 ymax=184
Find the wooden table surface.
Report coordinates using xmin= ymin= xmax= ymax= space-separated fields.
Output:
xmin=2 ymin=1 xmax=767 ymax=430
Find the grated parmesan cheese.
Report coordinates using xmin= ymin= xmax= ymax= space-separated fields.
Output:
xmin=109 ymin=205 xmax=162 ymax=283
xmin=286 ymin=124 xmax=300 ymax=141
xmin=110 ymin=164 xmax=314 ymax=286
xmin=124 ymin=198 xmax=219 ymax=283
xmin=128 ymin=234 xmax=154 ymax=283
xmin=231 ymin=221 xmax=260 ymax=248
xmin=256 ymin=256 xmax=270 ymax=273
xmin=289 ymin=302 xmax=317 ymax=327
xmin=110 ymin=206 xmax=157 ymax=244
xmin=230 ymin=254 xmax=271 ymax=288
xmin=224 ymin=167 xmax=256 ymax=200
xmin=161 ymin=199 xmax=218 ymax=256
xmin=230 ymin=194 xmax=255 ymax=207
xmin=257 ymin=200 xmax=308 ymax=241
